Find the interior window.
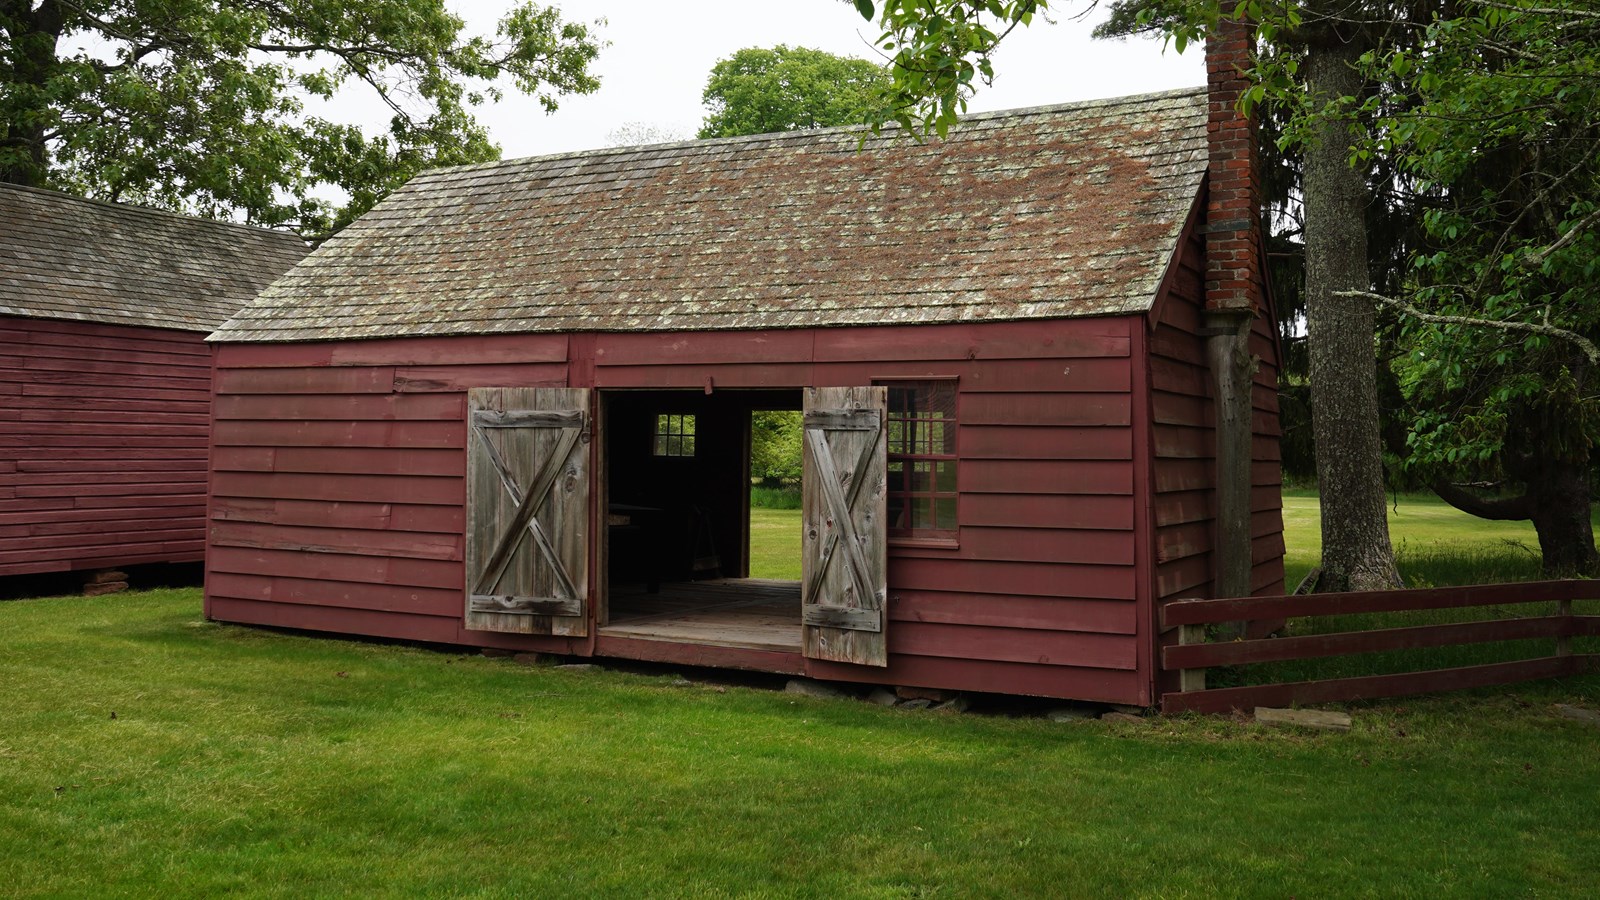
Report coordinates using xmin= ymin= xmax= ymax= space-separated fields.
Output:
xmin=653 ymin=413 xmax=696 ymax=457
xmin=882 ymin=381 xmax=958 ymax=538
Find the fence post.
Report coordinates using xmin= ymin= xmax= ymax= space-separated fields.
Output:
xmin=1178 ymin=624 xmax=1207 ymax=693
xmin=1557 ymin=598 xmax=1573 ymax=659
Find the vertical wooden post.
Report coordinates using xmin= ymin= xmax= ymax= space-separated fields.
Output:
xmin=1205 ymin=308 xmax=1257 ymax=608
xmin=1556 ymin=598 xmax=1573 ymax=659
xmin=1178 ymin=623 xmax=1208 ymax=693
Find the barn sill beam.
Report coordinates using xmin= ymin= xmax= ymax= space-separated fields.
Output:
xmin=1205 ymin=308 xmax=1257 ymax=602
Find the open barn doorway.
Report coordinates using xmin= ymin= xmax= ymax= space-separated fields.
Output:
xmin=598 ymin=389 xmax=803 ymax=653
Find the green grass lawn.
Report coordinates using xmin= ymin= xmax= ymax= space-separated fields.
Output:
xmin=749 ymin=507 xmax=802 ymax=580
xmin=757 ymin=490 xmax=1558 ymax=590
xmin=2 ymin=588 xmax=1598 ymax=897
xmin=1281 ymin=488 xmax=1559 ymax=590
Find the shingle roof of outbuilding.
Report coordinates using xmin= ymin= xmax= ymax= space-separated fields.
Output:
xmin=212 ymin=87 xmax=1208 ymax=344
xmin=0 ymin=184 xmax=307 ymax=331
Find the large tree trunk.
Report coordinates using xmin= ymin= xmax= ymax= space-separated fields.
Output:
xmin=0 ymin=1 xmax=65 ymax=185
xmin=1526 ymin=459 xmax=1600 ymax=577
xmin=1302 ymin=36 xmax=1402 ymax=592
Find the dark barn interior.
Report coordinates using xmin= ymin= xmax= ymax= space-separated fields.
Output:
xmin=600 ymin=389 xmax=804 ymax=651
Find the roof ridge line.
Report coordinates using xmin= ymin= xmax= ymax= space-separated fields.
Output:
xmin=415 ymin=85 xmax=1208 ymax=181
xmin=0 ymin=182 xmax=307 ymax=246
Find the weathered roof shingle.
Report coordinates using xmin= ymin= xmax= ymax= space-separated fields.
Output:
xmin=213 ymin=87 xmax=1207 ymax=344
xmin=0 ymin=184 xmax=307 ymax=332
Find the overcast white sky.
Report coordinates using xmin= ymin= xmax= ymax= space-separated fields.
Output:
xmin=438 ymin=0 xmax=1203 ymax=158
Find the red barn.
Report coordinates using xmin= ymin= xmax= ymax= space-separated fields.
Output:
xmin=203 ymin=65 xmax=1284 ymax=705
xmin=0 ymin=185 xmax=305 ymax=584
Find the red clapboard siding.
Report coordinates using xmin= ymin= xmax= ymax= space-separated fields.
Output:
xmin=208 ymin=545 xmax=463 ymax=590
xmin=890 ymin=591 xmax=1135 ymax=634
xmin=209 ymin=521 xmax=463 ymax=561
xmin=806 ymin=654 xmax=1142 ymax=705
xmin=212 ymin=497 xmax=463 ymax=533
xmin=208 ymin=572 xmax=462 ymax=616
xmin=13 ymin=371 xmax=209 ymax=395
xmin=0 ymin=526 xmax=200 ymax=554
xmin=961 ymin=392 xmax=1131 ymax=427
xmin=594 ymin=363 xmax=815 ymax=389
xmin=214 ymin=367 xmax=397 ymax=395
xmin=214 ymin=393 xmax=463 ymax=421
xmin=829 ymin=357 xmax=1131 ymax=393
xmin=960 ymin=425 xmax=1133 ymax=461
xmin=889 ymin=621 xmax=1137 ymax=670
xmin=0 ymin=339 xmax=207 ymax=368
xmin=0 ymin=506 xmax=202 ymax=528
xmin=212 ymin=447 xmax=464 ymax=477
xmin=893 ymin=526 xmax=1135 ymax=565
xmin=208 ymin=596 xmax=462 ymax=644
xmin=959 ymin=459 xmax=1134 ymax=495
xmin=0 ymin=317 xmax=217 ymax=576
xmin=393 ymin=363 xmax=568 ymax=392
xmin=0 ymin=516 xmax=205 ymax=539
xmin=813 ymin=320 xmax=1132 ymax=362
xmin=213 ymin=420 xmax=463 ymax=448
xmin=889 ymin=558 xmax=1135 ymax=600
xmin=212 ymin=472 xmax=462 ymax=505
xmin=959 ymin=493 xmax=1135 ymax=531
xmin=206 ymin=317 xmax=1157 ymax=703
xmin=595 ymin=329 xmax=817 ymax=366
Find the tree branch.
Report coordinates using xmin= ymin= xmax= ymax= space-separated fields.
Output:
xmin=1468 ymin=1 xmax=1600 ymax=21
xmin=1432 ymin=481 xmax=1533 ymax=521
xmin=1345 ymin=288 xmax=1600 ymax=364
xmin=1521 ymin=205 xmax=1600 ymax=270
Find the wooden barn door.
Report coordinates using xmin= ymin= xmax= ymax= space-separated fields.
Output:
xmin=465 ymin=387 xmax=590 ymax=637
xmin=801 ymin=386 xmax=889 ymax=667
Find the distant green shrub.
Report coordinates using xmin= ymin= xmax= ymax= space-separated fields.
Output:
xmin=750 ymin=485 xmax=802 ymax=509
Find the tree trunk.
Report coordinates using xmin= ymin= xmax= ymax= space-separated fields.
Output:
xmin=1 ymin=1 xmax=65 ymax=186
xmin=1302 ymin=36 xmax=1402 ymax=592
xmin=1526 ymin=458 xmax=1600 ymax=577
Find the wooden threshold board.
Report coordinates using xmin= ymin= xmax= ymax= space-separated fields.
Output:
xmin=602 ymin=579 xmax=802 ymax=652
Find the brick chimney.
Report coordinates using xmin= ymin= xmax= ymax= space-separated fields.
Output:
xmin=1204 ymin=17 xmax=1263 ymax=314
xmin=1203 ymin=16 xmax=1263 ymax=605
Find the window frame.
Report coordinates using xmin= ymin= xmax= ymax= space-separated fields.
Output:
xmin=875 ymin=377 xmax=960 ymax=548
xmin=651 ymin=412 xmax=697 ymax=458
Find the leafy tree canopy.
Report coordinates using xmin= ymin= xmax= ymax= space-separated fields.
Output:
xmin=698 ymin=44 xmax=888 ymax=139
xmin=852 ymin=0 xmax=1049 ymax=137
xmin=1 ymin=0 xmax=602 ymax=236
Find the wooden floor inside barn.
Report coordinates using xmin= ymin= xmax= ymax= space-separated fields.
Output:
xmin=602 ymin=579 xmax=801 ymax=652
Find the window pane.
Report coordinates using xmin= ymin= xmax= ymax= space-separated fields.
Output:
xmin=653 ymin=413 xmax=696 ymax=457
xmin=878 ymin=380 xmax=958 ymax=537
xmin=910 ymin=496 xmax=933 ymax=530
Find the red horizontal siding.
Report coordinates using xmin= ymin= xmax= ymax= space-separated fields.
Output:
xmin=207 ymin=317 xmax=1149 ymax=703
xmin=0 ymin=317 xmax=214 ymax=575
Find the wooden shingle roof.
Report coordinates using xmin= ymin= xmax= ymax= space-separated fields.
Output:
xmin=0 ymin=184 xmax=307 ymax=332
xmin=213 ymin=88 xmax=1208 ymax=344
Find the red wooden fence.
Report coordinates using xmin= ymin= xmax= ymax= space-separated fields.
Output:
xmin=1160 ymin=580 xmax=1600 ymax=713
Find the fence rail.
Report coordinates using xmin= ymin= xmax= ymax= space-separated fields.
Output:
xmin=1160 ymin=579 xmax=1600 ymax=714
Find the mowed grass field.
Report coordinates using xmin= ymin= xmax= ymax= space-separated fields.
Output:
xmin=755 ymin=489 xmax=1562 ymax=589
xmin=2 ymin=588 xmax=1598 ymax=897
xmin=2 ymin=494 xmax=1598 ymax=896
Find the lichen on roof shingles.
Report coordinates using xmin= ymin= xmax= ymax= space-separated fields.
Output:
xmin=211 ymin=87 xmax=1208 ymax=343
xmin=0 ymin=184 xmax=308 ymax=332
